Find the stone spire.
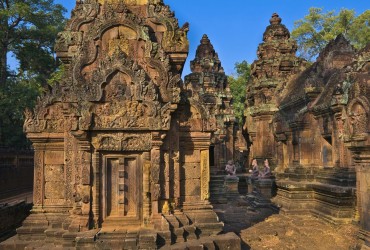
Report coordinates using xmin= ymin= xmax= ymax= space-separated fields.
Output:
xmin=190 ymin=34 xmax=224 ymax=73
xmin=249 ymin=13 xmax=306 ymax=95
xmin=184 ymin=34 xmax=236 ymax=173
xmin=243 ymin=13 xmax=307 ymax=167
xmin=262 ymin=13 xmax=290 ymax=42
xmin=96 ymin=0 xmax=162 ymax=5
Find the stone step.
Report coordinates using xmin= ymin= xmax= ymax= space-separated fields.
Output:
xmin=160 ymin=232 xmax=240 ymax=250
xmin=209 ymin=183 xmax=224 ymax=187
xmin=153 ymin=214 xmax=171 ymax=231
xmin=183 ymin=225 xmax=198 ymax=241
xmin=157 ymin=230 xmax=172 ymax=248
xmin=163 ymin=214 xmax=180 ymax=229
xmin=173 ymin=211 xmax=190 ymax=227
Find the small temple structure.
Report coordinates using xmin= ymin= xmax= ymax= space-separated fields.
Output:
xmin=244 ymin=13 xmax=307 ymax=168
xmin=243 ymin=14 xmax=370 ymax=247
xmin=184 ymin=34 xmax=237 ymax=174
xmin=0 ymin=0 xmax=240 ymax=248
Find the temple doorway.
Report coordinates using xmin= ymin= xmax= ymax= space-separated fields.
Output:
xmin=101 ymin=154 xmax=142 ymax=227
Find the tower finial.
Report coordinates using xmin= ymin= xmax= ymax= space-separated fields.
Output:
xmin=270 ymin=13 xmax=282 ymax=25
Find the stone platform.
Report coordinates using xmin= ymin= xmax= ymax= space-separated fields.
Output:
xmin=0 ymin=207 xmax=241 ymax=249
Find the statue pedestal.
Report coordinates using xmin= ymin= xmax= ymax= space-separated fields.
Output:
xmin=224 ymin=176 xmax=240 ymax=200
xmin=247 ymin=175 xmax=259 ymax=194
xmin=255 ymin=178 xmax=275 ymax=199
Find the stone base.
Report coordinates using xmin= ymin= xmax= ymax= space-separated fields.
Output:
xmin=0 ymin=226 xmax=240 ymax=250
xmin=224 ymin=176 xmax=240 ymax=201
xmin=254 ymin=177 xmax=275 ymax=199
xmin=273 ymin=179 xmax=355 ymax=224
xmin=359 ymin=229 xmax=370 ymax=249
xmin=0 ymin=203 xmax=240 ymax=249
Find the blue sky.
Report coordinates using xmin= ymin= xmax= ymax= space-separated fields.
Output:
xmin=10 ymin=0 xmax=370 ymax=77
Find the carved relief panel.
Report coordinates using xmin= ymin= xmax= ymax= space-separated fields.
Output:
xmin=92 ymin=133 xmax=151 ymax=151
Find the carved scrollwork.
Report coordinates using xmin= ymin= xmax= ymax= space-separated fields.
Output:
xmin=92 ymin=133 xmax=151 ymax=151
xmin=24 ymin=104 xmax=65 ymax=133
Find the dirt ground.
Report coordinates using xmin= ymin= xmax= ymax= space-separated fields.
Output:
xmin=213 ymin=197 xmax=361 ymax=250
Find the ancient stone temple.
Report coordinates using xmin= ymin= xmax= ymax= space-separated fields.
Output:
xmin=244 ymin=15 xmax=370 ymax=247
xmin=340 ymin=44 xmax=370 ymax=247
xmin=272 ymin=36 xmax=370 ymax=245
xmin=0 ymin=0 xmax=240 ymax=249
xmin=184 ymin=34 xmax=236 ymax=173
xmin=272 ymin=35 xmax=358 ymax=223
xmin=244 ymin=13 xmax=307 ymax=168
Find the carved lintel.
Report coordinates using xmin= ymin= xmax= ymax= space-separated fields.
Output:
xmin=92 ymin=133 xmax=151 ymax=151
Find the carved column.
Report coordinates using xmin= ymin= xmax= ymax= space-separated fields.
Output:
xmin=69 ymin=131 xmax=92 ymax=232
xmin=150 ymin=132 xmax=163 ymax=215
xmin=143 ymin=152 xmax=151 ymax=226
xmin=172 ymin=151 xmax=181 ymax=208
xmin=32 ymin=147 xmax=44 ymax=212
xmin=91 ymin=151 xmax=100 ymax=228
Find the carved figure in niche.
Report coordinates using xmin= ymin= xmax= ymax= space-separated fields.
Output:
xmin=105 ymin=79 xmax=126 ymax=100
xmin=350 ymin=103 xmax=368 ymax=136
xmin=108 ymin=37 xmax=130 ymax=57
xmin=225 ymin=160 xmax=236 ymax=176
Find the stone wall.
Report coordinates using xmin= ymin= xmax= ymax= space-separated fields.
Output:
xmin=0 ymin=149 xmax=33 ymax=200
xmin=0 ymin=201 xmax=32 ymax=242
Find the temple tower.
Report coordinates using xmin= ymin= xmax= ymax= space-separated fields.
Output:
xmin=184 ymin=34 xmax=236 ymax=172
xmin=244 ymin=13 xmax=307 ymax=168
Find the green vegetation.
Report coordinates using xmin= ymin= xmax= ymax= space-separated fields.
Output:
xmin=292 ymin=8 xmax=370 ymax=61
xmin=0 ymin=76 xmax=42 ymax=147
xmin=229 ymin=61 xmax=251 ymax=126
xmin=0 ymin=0 xmax=66 ymax=147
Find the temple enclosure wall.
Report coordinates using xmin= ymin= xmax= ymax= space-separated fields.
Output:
xmin=0 ymin=149 xmax=33 ymax=200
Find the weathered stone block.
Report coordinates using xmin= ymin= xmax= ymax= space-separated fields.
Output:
xmin=182 ymin=164 xmax=201 ymax=179
xmin=212 ymin=232 xmax=241 ymax=250
xmin=181 ymin=179 xmax=201 ymax=196
xmin=44 ymin=151 xmax=64 ymax=165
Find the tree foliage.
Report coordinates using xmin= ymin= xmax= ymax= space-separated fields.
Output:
xmin=229 ymin=60 xmax=251 ymax=126
xmin=292 ymin=8 xmax=370 ymax=61
xmin=0 ymin=76 xmax=42 ymax=147
xmin=0 ymin=0 xmax=66 ymax=147
xmin=0 ymin=0 xmax=66 ymax=85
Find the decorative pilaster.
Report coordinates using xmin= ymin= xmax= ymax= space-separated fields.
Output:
xmin=200 ymin=150 xmax=210 ymax=200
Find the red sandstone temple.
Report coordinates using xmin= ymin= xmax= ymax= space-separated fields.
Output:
xmin=0 ymin=1 xmax=369 ymax=249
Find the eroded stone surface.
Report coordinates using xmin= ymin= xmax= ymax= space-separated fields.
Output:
xmin=241 ymin=214 xmax=360 ymax=250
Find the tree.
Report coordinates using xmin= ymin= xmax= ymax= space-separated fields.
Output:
xmin=0 ymin=0 xmax=66 ymax=147
xmin=292 ymin=8 xmax=370 ymax=61
xmin=0 ymin=0 xmax=66 ymax=85
xmin=229 ymin=60 xmax=251 ymax=126
xmin=0 ymin=75 xmax=42 ymax=147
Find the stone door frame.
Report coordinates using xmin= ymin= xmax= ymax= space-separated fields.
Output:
xmin=100 ymin=152 xmax=143 ymax=228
